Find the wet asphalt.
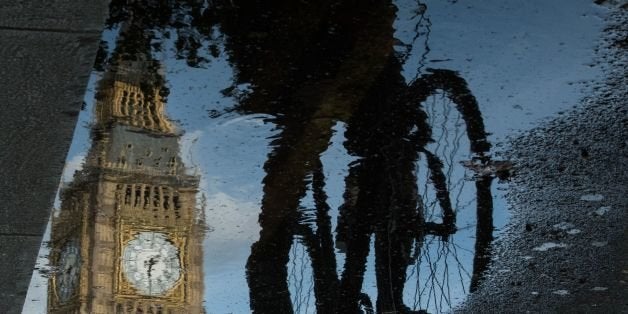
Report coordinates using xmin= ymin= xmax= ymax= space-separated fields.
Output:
xmin=0 ymin=1 xmax=108 ymax=312
xmin=457 ymin=8 xmax=628 ymax=314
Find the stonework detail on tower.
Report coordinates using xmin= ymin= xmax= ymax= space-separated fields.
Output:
xmin=47 ymin=26 xmax=205 ymax=314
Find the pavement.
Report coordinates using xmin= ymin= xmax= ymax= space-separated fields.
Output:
xmin=0 ymin=1 xmax=108 ymax=312
xmin=456 ymin=8 xmax=628 ymax=314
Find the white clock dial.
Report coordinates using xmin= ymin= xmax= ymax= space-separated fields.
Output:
xmin=55 ymin=240 xmax=81 ymax=302
xmin=122 ymin=232 xmax=181 ymax=296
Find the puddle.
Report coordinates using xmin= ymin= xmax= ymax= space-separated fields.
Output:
xmin=533 ymin=242 xmax=569 ymax=251
xmin=553 ymin=222 xmax=576 ymax=230
xmin=580 ymin=194 xmax=606 ymax=201
xmin=594 ymin=206 xmax=612 ymax=216
xmin=21 ymin=0 xmax=608 ymax=313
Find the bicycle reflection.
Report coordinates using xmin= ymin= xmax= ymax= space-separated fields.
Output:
xmin=244 ymin=64 xmax=498 ymax=313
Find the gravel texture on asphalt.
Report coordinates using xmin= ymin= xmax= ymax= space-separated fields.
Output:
xmin=457 ymin=7 xmax=628 ymax=314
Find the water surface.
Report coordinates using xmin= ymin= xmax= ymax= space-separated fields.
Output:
xmin=22 ymin=0 xmax=606 ymax=313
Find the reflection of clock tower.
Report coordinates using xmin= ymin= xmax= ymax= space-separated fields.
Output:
xmin=48 ymin=39 xmax=205 ymax=313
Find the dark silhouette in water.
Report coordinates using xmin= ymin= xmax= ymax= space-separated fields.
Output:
xmin=99 ymin=0 xmax=499 ymax=312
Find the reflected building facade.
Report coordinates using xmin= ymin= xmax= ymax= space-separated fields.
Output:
xmin=47 ymin=31 xmax=204 ymax=314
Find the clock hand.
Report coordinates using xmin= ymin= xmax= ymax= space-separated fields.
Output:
xmin=145 ymin=255 xmax=161 ymax=277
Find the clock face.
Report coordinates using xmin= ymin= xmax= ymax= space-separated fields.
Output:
xmin=121 ymin=231 xmax=181 ymax=296
xmin=55 ymin=240 xmax=81 ymax=303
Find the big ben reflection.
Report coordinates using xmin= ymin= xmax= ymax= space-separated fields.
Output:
xmin=47 ymin=23 xmax=205 ymax=314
